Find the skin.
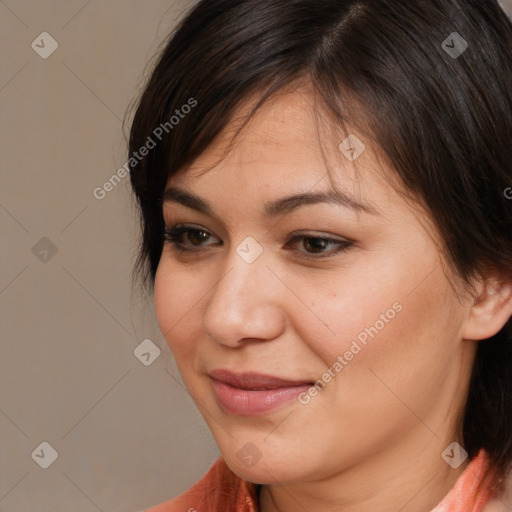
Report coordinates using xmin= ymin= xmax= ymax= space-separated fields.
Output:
xmin=153 ymin=86 xmax=512 ymax=511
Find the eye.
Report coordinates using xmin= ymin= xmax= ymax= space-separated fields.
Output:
xmin=163 ymin=224 xmax=353 ymax=258
xmin=284 ymin=232 xmax=353 ymax=258
xmin=163 ymin=224 xmax=220 ymax=253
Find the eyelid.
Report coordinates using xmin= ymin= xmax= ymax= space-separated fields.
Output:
xmin=287 ymin=229 xmax=352 ymax=243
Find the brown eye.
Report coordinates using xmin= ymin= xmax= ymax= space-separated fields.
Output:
xmin=186 ymin=229 xmax=211 ymax=246
xmin=285 ymin=234 xmax=353 ymax=258
xmin=163 ymin=224 xmax=220 ymax=252
xmin=302 ymin=237 xmax=331 ymax=253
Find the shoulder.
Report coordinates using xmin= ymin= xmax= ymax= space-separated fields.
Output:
xmin=141 ymin=456 xmax=260 ymax=512
xmin=483 ymin=470 xmax=512 ymax=512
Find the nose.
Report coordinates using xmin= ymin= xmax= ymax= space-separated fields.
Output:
xmin=202 ymin=244 xmax=287 ymax=348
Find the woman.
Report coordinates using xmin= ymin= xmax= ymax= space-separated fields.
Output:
xmin=128 ymin=0 xmax=512 ymax=510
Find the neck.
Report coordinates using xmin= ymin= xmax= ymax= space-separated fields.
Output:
xmin=258 ymin=435 xmax=471 ymax=512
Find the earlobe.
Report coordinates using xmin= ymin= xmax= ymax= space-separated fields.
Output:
xmin=461 ymin=275 xmax=512 ymax=341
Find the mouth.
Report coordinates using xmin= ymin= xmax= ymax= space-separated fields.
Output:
xmin=209 ymin=368 xmax=314 ymax=389
xmin=209 ymin=369 xmax=314 ymax=415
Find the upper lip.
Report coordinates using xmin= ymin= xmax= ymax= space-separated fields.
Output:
xmin=209 ymin=369 xmax=313 ymax=390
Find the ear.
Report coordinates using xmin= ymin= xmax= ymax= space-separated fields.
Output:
xmin=461 ymin=272 xmax=512 ymax=341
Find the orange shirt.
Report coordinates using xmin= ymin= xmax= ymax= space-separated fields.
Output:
xmin=143 ymin=449 xmax=511 ymax=511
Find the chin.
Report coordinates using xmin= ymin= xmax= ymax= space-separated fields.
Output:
xmin=223 ymin=449 xmax=308 ymax=486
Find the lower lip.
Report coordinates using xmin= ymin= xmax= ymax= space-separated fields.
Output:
xmin=211 ymin=378 xmax=312 ymax=416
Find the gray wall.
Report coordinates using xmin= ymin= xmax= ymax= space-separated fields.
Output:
xmin=0 ymin=1 xmax=219 ymax=511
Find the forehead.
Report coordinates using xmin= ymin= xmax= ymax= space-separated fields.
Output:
xmin=187 ymin=91 xmax=327 ymax=169
xmin=164 ymin=87 xmax=415 ymax=229
xmin=171 ymin=88 xmax=373 ymax=190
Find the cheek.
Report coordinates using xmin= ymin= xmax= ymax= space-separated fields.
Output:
xmin=293 ymin=279 xmax=460 ymax=445
xmin=295 ymin=247 xmax=459 ymax=383
xmin=153 ymin=259 xmax=202 ymax=358
xmin=286 ymin=261 xmax=400 ymax=365
xmin=153 ymin=261 xmax=173 ymax=339
xmin=336 ymin=275 xmax=460 ymax=405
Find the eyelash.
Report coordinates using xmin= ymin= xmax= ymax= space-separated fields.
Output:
xmin=163 ymin=224 xmax=353 ymax=259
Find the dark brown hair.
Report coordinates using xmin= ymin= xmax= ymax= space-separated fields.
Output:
xmin=128 ymin=0 xmax=512 ymax=495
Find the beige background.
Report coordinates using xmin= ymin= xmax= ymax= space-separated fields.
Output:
xmin=3 ymin=1 xmax=512 ymax=511
xmin=0 ymin=1 xmax=220 ymax=511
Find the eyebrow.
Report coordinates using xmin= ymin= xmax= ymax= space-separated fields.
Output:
xmin=162 ymin=185 xmax=379 ymax=217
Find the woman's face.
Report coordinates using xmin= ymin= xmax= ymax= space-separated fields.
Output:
xmin=153 ymin=88 xmax=477 ymax=487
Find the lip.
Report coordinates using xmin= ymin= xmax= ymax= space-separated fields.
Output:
xmin=209 ymin=369 xmax=313 ymax=389
xmin=209 ymin=369 xmax=313 ymax=416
